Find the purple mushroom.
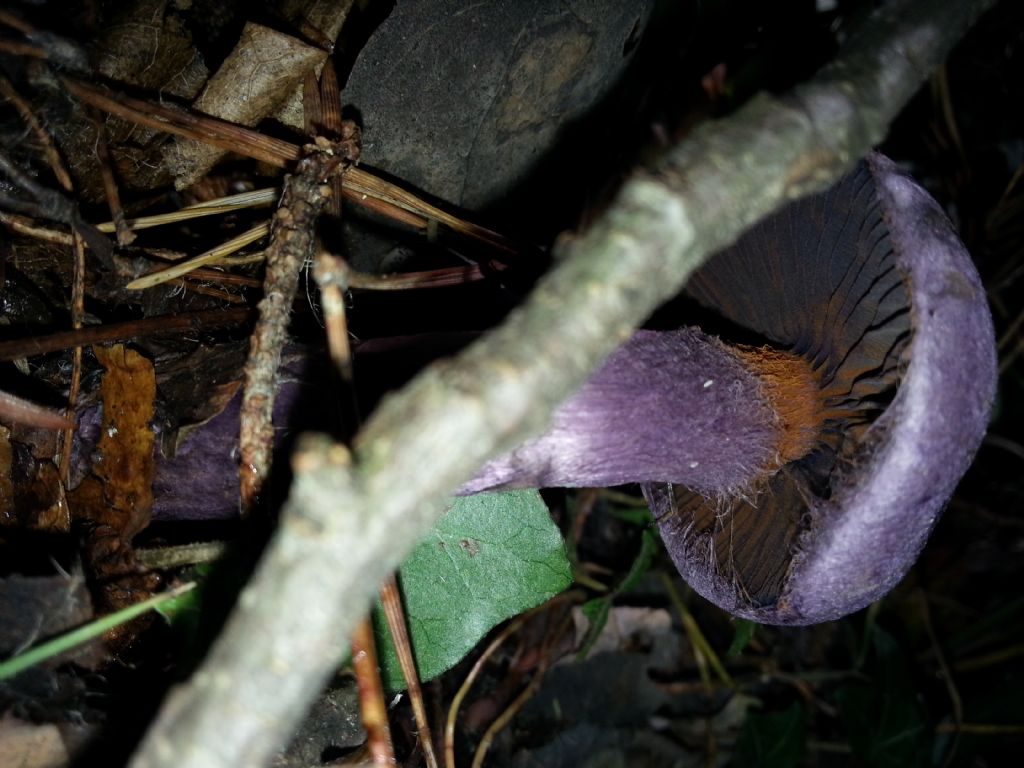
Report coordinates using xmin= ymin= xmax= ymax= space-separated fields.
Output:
xmin=152 ymin=153 xmax=995 ymax=626
xmin=464 ymin=153 xmax=997 ymax=625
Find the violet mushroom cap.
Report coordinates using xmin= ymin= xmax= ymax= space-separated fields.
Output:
xmin=465 ymin=153 xmax=996 ymax=625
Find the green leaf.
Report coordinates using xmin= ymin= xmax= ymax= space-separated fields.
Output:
xmin=576 ymin=527 xmax=658 ymax=661
xmin=607 ymin=505 xmax=655 ymax=527
xmin=155 ymin=563 xmax=214 ymax=624
xmin=837 ymin=627 xmax=929 ymax=768
xmin=735 ymin=701 xmax=807 ymax=768
xmin=576 ymin=597 xmax=612 ymax=660
xmin=727 ymin=618 xmax=757 ymax=656
xmin=618 ymin=527 xmax=658 ymax=594
xmin=374 ymin=490 xmax=571 ymax=690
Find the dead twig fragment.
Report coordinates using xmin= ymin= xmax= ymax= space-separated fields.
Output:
xmin=0 ymin=74 xmax=87 ymax=482
xmin=0 ymin=8 xmax=87 ymax=70
xmin=379 ymin=574 xmax=438 ymax=768
xmin=445 ymin=619 xmax=524 ymax=768
xmin=89 ymin=110 xmax=135 ymax=246
xmin=0 ymin=389 xmax=74 ymax=431
xmin=0 ymin=308 xmax=254 ymax=362
xmin=316 ymin=252 xmax=432 ymax=764
xmin=62 ymin=78 xmax=518 ymax=257
xmin=238 ymin=130 xmax=360 ymax=513
xmin=313 ymin=251 xmax=356 ymax=386
xmin=350 ymin=617 xmax=396 ymax=764
xmin=59 ymin=232 xmax=86 ymax=485
xmin=0 ymin=148 xmax=114 ymax=266
xmin=0 ymin=75 xmax=74 ymax=190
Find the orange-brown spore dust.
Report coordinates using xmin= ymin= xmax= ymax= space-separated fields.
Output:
xmin=732 ymin=346 xmax=826 ymax=466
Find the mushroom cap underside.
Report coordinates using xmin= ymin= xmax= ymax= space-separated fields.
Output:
xmin=648 ymin=153 xmax=997 ymax=625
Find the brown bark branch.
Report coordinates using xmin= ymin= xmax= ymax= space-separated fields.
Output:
xmin=128 ymin=1 xmax=997 ymax=766
xmin=238 ymin=146 xmax=355 ymax=512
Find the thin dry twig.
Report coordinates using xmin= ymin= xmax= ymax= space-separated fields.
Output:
xmin=62 ymin=77 xmax=516 ymax=256
xmin=0 ymin=74 xmax=85 ymax=482
xmin=445 ymin=619 xmax=524 ymax=768
xmin=314 ymin=246 xmax=398 ymax=764
xmin=237 ymin=133 xmax=358 ymax=513
xmin=0 ymin=147 xmax=114 ymax=265
xmin=0 ymin=75 xmax=74 ymax=190
xmin=0 ymin=308 xmax=254 ymax=362
xmin=350 ymin=617 xmax=396 ymax=764
xmin=0 ymin=389 xmax=74 ymax=430
xmin=89 ymin=109 xmax=134 ymax=245
xmin=316 ymin=250 xmax=435 ymax=765
xmin=379 ymin=574 xmax=439 ymax=768
xmin=470 ymin=614 xmax=573 ymax=768
xmin=312 ymin=251 xmax=355 ymax=384
xmin=0 ymin=210 xmax=75 ymax=244
xmin=59 ymin=230 xmax=85 ymax=484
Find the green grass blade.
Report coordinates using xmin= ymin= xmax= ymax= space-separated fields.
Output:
xmin=0 ymin=582 xmax=195 ymax=681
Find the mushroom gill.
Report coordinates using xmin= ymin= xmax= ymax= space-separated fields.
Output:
xmin=659 ymin=158 xmax=912 ymax=611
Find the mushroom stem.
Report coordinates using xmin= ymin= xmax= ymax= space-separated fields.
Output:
xmin=460 ymin=327 xmax=814 ymax=497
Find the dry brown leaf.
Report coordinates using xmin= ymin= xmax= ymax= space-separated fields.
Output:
xmin=69 ymin=345 xmax=155 ymax=575
xmin=0 ymin=716 xmax=71 ymax=768
xmin=0 ymin=425 xmax=70 ymax=533
xmin=166 ymin=22 xmax=326 ymax=189
xmin=94 ymin=0 xmax=208 ymax=99
xmin=272 ymin=0 xmax=357 ymax=130
xmin=61 ymin=0 xmax=210 ymax=197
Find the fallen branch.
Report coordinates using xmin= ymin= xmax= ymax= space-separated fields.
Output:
xmin=127 ymin=1 xmax=996 ymax=766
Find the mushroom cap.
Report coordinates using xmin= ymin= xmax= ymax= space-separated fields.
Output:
xmin=647 ymin=153 xmax=997 ymax=625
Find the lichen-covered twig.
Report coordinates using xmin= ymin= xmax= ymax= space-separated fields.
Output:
xmin=238 ymin=132 xmax=359 ymax=513
xmin=318 ymin=250 xmax=438 ymax=764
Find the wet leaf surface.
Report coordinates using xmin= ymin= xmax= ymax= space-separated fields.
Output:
xmin=374 ymin=490 xmax=572 ymax=690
